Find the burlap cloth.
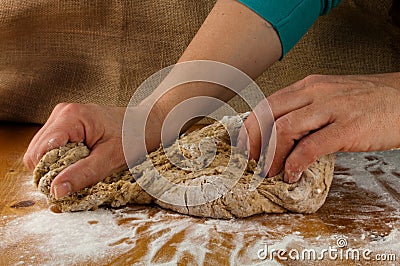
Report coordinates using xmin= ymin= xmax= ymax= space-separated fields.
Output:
xmin=0 ymin=0 xmax=399 ymax=124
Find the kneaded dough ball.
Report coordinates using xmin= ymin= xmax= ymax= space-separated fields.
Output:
xmin=34 ymin=115 xmax=335 ymax=219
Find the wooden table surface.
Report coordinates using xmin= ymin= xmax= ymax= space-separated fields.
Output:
xmin=0 ymin=123 xmax=399 ymax=266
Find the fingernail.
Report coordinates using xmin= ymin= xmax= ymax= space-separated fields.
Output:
xmin=284 ymin=171 xmax=303 ymax=183
xmin=53 ymin=182 xmax=72 ymax=199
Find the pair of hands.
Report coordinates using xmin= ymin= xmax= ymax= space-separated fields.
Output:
xmin=24 ymin=73 xmax=400 ymax=199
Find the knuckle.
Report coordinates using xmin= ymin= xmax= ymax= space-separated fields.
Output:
xmin=333 ymin=124 xmax=354 ymax=151
xmin=298 ymin=137 xmax=319 ymax=161
xmin=304 ymin=82 xmax=323 ymax=94
xmin=53 ymin=103 xmax=85 ymax=119
xmin=80 ymin=165 xmax=97 ymax=181
xmin=303 ymin=74 xmax=323 ymax=85
xmin=275 ymin=116 xmax=293 ymax=136
xmin=54 ymin=102 xmax=68 ymax=111
xmin=61 ymin=103 xmax=81 ymax=115
xmin=302 ymin=75 xmax=327 ymax=94
xmin=86 ymin=103 xmax=100 ymax=109
xmin=108 ymin=144 xmax=125 ymax=169
xmin=67 ymin=165 xmax=98 ymax=192
xmin=46 ymin=136 xmax=65 ymax=149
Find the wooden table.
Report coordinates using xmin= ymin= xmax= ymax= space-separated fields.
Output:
xmin=0 ymin=123 xmax=399 ymax=265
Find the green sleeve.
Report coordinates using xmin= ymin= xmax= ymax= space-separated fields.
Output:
xmin=238 ymin=0 xmax=342 ymax=56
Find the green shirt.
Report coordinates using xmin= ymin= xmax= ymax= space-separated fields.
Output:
xmin=238 ymin=0 xmax=342 ymax=56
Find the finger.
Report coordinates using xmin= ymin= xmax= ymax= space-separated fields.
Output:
xmin=50 ymin=142 xmax=125 ymax=199
xmin=24 ymin=103 xmax=71 ymax=170
xmin=35 ymin=123 xmax=85 ymax=152
xmin=268 ymin=88 xmax=312 ymax=120
xmin=24 ymin=133 xmax=69 ymax=171
xmin=268 ymin=74 xmax=337 ymax=119
xmin=28 ymin=124 xmax=85 ymax=169
xmin=237 ymin=99 xmax=274 ymax=160
xmin=238 ymin=112 xmax=260 ymax=159
xmin=24 ymin=136 xmax=41 ymax=171
xmin=261 ymin=123 xmax=277 ymax=177
xmin=24 ymin=104 xmax=90 ymax=170
xmin=24 ymin=124 xmax=54 ymax=171
xmin=283 ymin=123 xmax=343 ymax=183
xmin=268 ymin=105 xmax=332 ymax=177
xmin=33 ymin=104 xmax=90 ymax=153
xmin=24 ymin=127 xmax=61 ymax=171
xmin=26 ymin=103 xmax=70 ymax=150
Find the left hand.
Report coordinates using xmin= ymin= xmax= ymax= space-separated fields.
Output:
xmin=237 ymin=73 xmax=400 ymax=183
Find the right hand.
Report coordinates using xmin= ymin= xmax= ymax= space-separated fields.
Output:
xmin=237 ymin=73 xmax=400 ymax=183
xmin=24 ymin=103 xmax=163 ymax=199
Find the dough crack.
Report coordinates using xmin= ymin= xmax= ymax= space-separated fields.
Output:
xmin=33 ymin=114 xmax=335 ymax=219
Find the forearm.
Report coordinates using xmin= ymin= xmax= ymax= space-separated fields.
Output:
xmin=140 ymin=0 xmax=281 ymax=121
xmin=142 ymin=0 xmax=343 ymax=120
xmin=178 ymin=0 xmax=281 ymax=76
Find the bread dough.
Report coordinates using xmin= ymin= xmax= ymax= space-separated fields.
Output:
xmin=33 ymin=115 xmax=335 ymax=219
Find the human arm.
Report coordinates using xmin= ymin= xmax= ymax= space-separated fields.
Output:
xmin=24 ymin=0 xmax=343 ymax=198
xmin=24 ymin=0 xmax=282 ymax=199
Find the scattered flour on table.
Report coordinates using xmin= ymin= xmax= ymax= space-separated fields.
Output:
xmin=3 ymin=151 xmax=399 ymax=265
xmin=336 ymin=151 xmax=400 ymax=193
xmin=1 ymin=209 xmax=133 ymax=264
xmin=4 ymin=208 xmax=400 ymax=265
xmin=1 ymin=207 xmax=306 ymax=265
xmin=2 ymin=207 xmax=399 ymax=265
xmin=368 ymin=228 xmax=400 ymax=251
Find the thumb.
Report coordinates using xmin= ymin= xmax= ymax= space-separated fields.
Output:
xmin=284 ymin=124 xmax=341 ymax=183
xmin=50 ymin=143 xmax=125 ymax=199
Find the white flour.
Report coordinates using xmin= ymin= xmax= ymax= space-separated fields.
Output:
xmin=2 ymin=206 xmax=399 ymax=265
xmin=2 ymin=150 xmax=399 ymax=265
xmin=1 ymin=209 xmax=132 ymax=265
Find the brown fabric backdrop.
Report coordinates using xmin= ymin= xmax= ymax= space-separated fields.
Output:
xmin=0 ymin=0 xmax=399 ymax=124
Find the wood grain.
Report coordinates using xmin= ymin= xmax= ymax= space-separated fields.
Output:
xmin=0 ymin=124 xmax=41 ymax=215
xmin=0 ymin=123 xmax=399 ymax=265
